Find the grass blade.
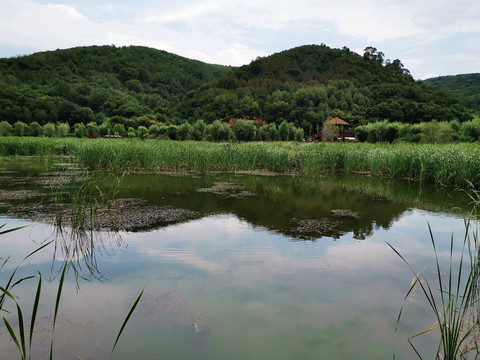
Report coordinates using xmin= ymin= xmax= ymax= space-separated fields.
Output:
xmin=17 ymin=303 xmax=26 ymax=359
xmin=49 ymin=261 xmax=67 ymax=360
xmin=3 ymin=316 xmax=25 ymax=360
xmin=29 ymin=270 xmax=42 ymax=360
xmin=0 ymin=224 xmax=29 ymax=235
xmin=110 ymin=288 xmax=144 ymax=359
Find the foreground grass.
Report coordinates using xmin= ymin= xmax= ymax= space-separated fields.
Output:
xmin=1 ymin=137 xmax=480 ymax=187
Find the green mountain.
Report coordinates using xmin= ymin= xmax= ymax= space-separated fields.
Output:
xmin=183 ymin=45 xmax=474 ymax=135
xmin=0 ymin=45 xmax=232 ymax=127
xmin=0 ymin=44 xmax=475 ymax=136
xmin=423 ymin=73 xmax=480 ymax=108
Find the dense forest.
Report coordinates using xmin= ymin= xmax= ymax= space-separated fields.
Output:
xmin=184 ymin=45 xmax=475 ymax=135
xmin=0 ymin=44 xmax=477 ymax=139
xmin=0 ymin=45 xmax=232 ymax=129
xmin=424 ymin=73 xmax=480 ymax=108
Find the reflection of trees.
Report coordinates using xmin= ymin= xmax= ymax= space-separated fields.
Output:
xmin=117 ymin=173 xmax=468 ymax=241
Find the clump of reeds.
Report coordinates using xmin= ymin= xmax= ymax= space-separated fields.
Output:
xmin=2 ymin=137 xmax=480 ymax=188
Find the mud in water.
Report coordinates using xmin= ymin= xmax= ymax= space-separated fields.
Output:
xmin=289 ymin=218 xmax=339 ymax=240
xmin=331 ymin=209 xmax=360 ymax=218
xmin=6 ymin=198 xmax=199 ymax=232
xmin=196 ymin=182 xmax=256 ymax=198
xmin=93 ymin=198 xmax=199 ymax=231
xmin=0 ymin=189 xmax=46 ymax=201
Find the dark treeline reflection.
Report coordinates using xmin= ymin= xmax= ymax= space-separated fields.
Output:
xmin=118 ymin=172 xmax=470 ymax=240
xmin=0 ymin=163 xmax=472 ymax=281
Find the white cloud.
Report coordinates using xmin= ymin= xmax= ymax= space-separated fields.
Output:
xmin=421 ymin=72 xmax=440 ymax=80
xmin=0 ymin=0 xmax=479 ymax=74
xmin=46 ymin=4 xmax=87 ymax=19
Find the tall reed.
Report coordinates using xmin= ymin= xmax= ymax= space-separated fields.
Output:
xmin=1 ymin=137 xmax=480 ymax=188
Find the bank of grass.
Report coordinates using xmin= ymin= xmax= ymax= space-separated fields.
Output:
xmin=1 ymin=137 xmax=480 ymax=187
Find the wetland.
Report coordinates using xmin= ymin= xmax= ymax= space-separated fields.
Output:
xmin=0 ymin=155 xmax=477 ymax=359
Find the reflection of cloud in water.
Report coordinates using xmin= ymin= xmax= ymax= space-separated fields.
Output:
xmin=127 ymin=214 xmax=403 ymax=276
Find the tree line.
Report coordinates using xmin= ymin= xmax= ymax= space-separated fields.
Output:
xmin=0 ymin=119 xmax=304 ymax=142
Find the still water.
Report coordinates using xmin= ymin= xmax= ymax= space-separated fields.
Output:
xmin=0 ymin=159 xmax=475 ymax=359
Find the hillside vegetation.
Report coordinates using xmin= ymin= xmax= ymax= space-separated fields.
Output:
xmin=184 ymin=45 xmax=474 ymax=135
xmin=0 ymin=44 xmax=477 ymax=139
xmin=424 ymin=73 xmax=480 ymax=108
xmin=0 ymin=45 xmax=232 ymax=127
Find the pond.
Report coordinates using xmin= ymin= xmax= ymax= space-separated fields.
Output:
xmin=0 ymin=158 xmax=476 ymax=359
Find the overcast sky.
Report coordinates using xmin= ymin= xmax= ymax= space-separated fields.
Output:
xmin=1 ymin=0 xmax=479 ymax=79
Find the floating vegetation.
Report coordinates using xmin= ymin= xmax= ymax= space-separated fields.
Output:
xmin=196 ymin=182 xmax=242 ymax=194
xmin=93 ymin=199 xmax=199 ymax=231
xmin=331 ymin=209 xmax=360 ymax=218
xmin=196 ymin=182 xmax=257 ymax=198
xmin=289 ymin=218 xmax=339 ymax=239
xmin=0 ymin=189 xmax=45 ymax=201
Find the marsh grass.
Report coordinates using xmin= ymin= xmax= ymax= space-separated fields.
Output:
xmin=1 ymin=137 xmax=480 ymax=187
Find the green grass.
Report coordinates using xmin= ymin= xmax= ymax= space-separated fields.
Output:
xmin=1 ymin=137 xmax=480 ymax=188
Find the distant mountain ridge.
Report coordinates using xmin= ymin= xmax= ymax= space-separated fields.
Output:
xmin=423 ymin=73 xmax=480 ymax=108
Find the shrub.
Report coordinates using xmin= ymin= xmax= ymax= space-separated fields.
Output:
xmin=148 ymin=124 xmax=160 ymax=137
xmin=43 ymin=122 xmax=56 ymax=137
xmin=192 ymin=120 xmax=206 ymax=141
xmin=0 ymin=121 xmax=13 ymax=136
xmin=112 ymin=123 xmax=125 ymax=136
xmin=233 ymin=120 xmax=255 ymax=141
xmin=13 ymin=121 xmax=28 ymax=136
xmin=166 ymin=125 xmax=177 ymax=140
xmin=74 ymin=123 xmax=87 ymax=138
xmin=29 ymin=122 xmax=43 ymax=137
xmin=137 ymin=126 xmax=148 ymax=138
xmin=278 ymin=121 xmax=290 ymax=141
xmin=176 ymin=122 xmax=193 ymax=141
xmin=99 ymin=123 xmax=111 ymax=136
xmin=57 ymin=123 xmax=70 ymax=138
xmin=86 ymin=122 xmax=100 ymax=137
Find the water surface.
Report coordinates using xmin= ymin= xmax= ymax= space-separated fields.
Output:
xmin=0 ymin=159 xmax=474 ymax=359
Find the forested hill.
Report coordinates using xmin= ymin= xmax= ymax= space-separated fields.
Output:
xmin=0 ymin=44 xmax=475 ymax=137
xmin=423 ymin=73 xmax=480 ymax=108
xmin=0 ymin=45 xmax=232 ymax=126
xmin=183 ymin=45 xmax=473 ymax=135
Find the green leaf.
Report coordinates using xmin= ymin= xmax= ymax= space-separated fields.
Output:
xmin=110 ymin=288 xmax=144 ymax=359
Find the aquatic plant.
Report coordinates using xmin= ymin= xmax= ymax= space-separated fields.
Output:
xmin=1 ymin=137 xmax=480 ymax=188
xmin=389 ymin=218 xmax=480 ymax=359
xmin=1 ymin=224 xmax=143 ymax=359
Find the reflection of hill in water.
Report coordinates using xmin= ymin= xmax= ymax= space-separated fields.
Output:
xmin=0 ymin=165 xmax=471 ymax=241
xmin=117 ymin=173 xmax=470 ymax=240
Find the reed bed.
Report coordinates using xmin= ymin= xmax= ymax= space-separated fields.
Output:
xmin=1 ymin=137 xmax=480 ymax=188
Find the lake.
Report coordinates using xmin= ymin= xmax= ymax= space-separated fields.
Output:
xmin=0 ymin=158 xmax=475 ymax=359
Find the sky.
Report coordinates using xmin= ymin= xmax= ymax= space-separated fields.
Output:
xmin=0 ymin=0 xmax=479 ymax=80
